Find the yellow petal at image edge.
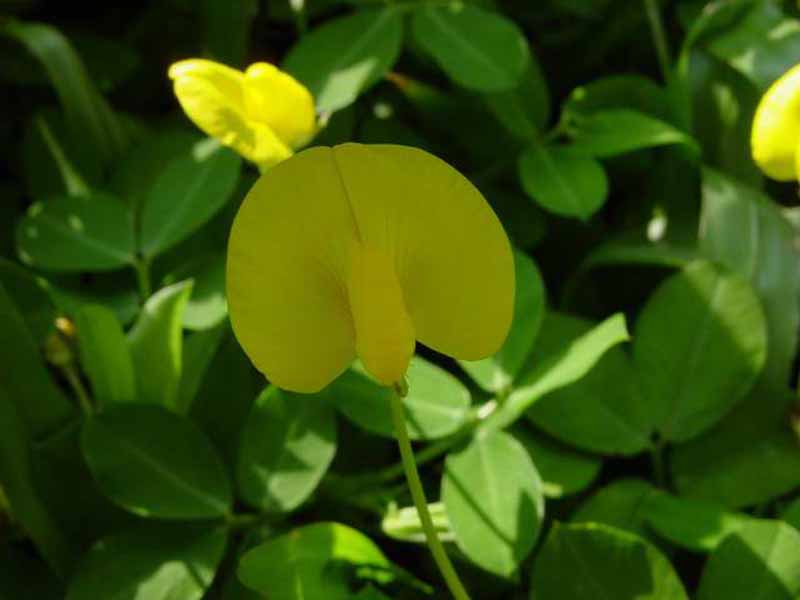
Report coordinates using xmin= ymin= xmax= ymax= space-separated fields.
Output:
xmin=751 ymin=63 xmax=800 ymax=181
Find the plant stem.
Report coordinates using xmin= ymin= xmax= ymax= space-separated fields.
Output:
xmin=62 ymin=364 xmax=92 ymax=415
xmin=389 ymin=386 xmax=471 ymax=600
xmin=643 ymin=0 xmax=671 ymax=81
xmin=134 ymin=258 xmax=152 ymax=302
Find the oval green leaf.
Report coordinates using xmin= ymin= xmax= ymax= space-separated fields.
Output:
xmin=412 ymin=4 xmax=529 ymax=92
xmin=16 ymin=193 xmax=135 ymax=272
xmin=633 ymin=260 xmax=767 ymax=442
xmin=443 ymin=429 xmax=544 ymax=577
xmin=237 ymin=386 xmax=336 ymax=512
xmin=531 ymin=522 xmax=688 ymax=599
xmin=81 ymin=404 xmax=232 ymax=519
xmin=283 ymin=8 xmax=403 ymax=113
xmin=518 ymin=142 xmax=608 ymax=220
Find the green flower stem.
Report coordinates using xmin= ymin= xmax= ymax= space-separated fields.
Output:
xmin=389 ymin=386 xmax=471 ymax=600
xmin=643 ymin=0 xmax=671 ymax=81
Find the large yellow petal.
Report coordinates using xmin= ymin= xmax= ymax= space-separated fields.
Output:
xmin=227 ymin=147 xmax=357 ymax=393
xmin=244 ymin=62 xmax=317 ymax=150
xmin=331 ymin=143 xmax=515 ymax=361
xmin=170 ymin=60 xmax=292 ymax=168
xmin=752 ymin=63 xmax=800 ymax=181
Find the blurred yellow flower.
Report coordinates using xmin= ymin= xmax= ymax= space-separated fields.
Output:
xmin=227 ymin=143 xmax=515 ymax=393
xmin=751 ymin=63 xmax=800 ymax=181
xmin=168 ymin=59 xmax=316 ymax=169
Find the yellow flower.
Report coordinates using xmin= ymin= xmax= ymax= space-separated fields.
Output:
xmin=751 ymin=63 xmax=800 ymax=181
xmin=168 ymin=59 xmax=316 ymax=169
xmin=227 ymin=143 xmax=515 ymax=393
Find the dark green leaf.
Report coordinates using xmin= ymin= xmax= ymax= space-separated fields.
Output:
xmin=0 ymin=258 xmax=57 ymax=342
xmin=485 ymin=313 xmax=629 ymax=431
xmin=16 ymin=193 xmax=135 ymax=272
xmin=283 ymin=8 xmax=404 ymax=113
xmin=139 ymin=144 xmax=241 ymax=258
xmin=238 ymin=387 xmax=336 ymax=512
xmin=697 ymin=520 xmax=800 ymax=600
xmin=443 ymin=429 xmax=544 ymax=577
xmin=563 ymin=75 xmax=670 ymax=121
xmin=484 ymin=56 xmax=550 ymax=137
xmin=518 ymin=142 xmax=608 ymax=220
xmin=66 ymin=524 xmax=227 ymax=600
xmin=412 ymin=4 xmax=529 ymax=92
xmin=513 ymin=427 xmax=601 ymax=498
xmin=572 ymin=478 xmax=659 ymax=538
xmin=633 ymin=260 xmax=767 ymax=442
xmin=81 ymin=404 xmax=232 ymax=519
xmin=165 ymin=253 xmax=227 ymax=331
xmin=176 ymin=324 xmax=226 ymax=414
xmin=531 ymin=523 xmax=688 ymax=599
xmin=568 ymin=109 xmax=701 ymax=158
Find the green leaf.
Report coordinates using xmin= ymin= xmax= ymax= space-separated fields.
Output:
xmin=783 ymin=498 xmax=800 ymax=532
xmin=127 ymin=281 xmax=193 ymax=408
xmin=513 ymin=426 xmax=601 ymax=498
xmin=531 ymin=523 xmax=689 ymax=599
xmin=0 ymin=257 xmax=57 ymax=343
xmin=81 ymin=404 xmax=232 ymax=519
xmin=238 ymin=522 xmax=391 ymax=599
xmin=176 ymin=324 xmax=227 ymax=414
xmin=483 ymin=55 xmax=550 ymax=138
xmin=0 ymin=388 xmax=71 ymax=576
xmin=670 ymin=384 xmax=800 ymax=509
xmin=642 ymin=493 xmax=752 ymax=553
xmin=563 ymin=74 xmax=671 ymax=121
xmin=66 ymin=524 xmax=227 ymax=600
xmin=633 ymin=260 xmax=767 ymax=442
xmin=332 ymin=357 xmax=470 ymax=440
xmin=442 ymin=429 xmax=544 ymax=577
xmin=202 ymin=0 xmax=257 ymax=66
xmin=237 ymin=387 xmax=336 ymax=512
xmin=139 ymin=144 xmax=241 ymax=258
xmin=700 ymin=168 xmax=800 ymax=385
xmin=697 ymin=520 xmax=800 ymax=600
xmin=1 ymin=20 xmax=129 ymax=167
xmin=460 ymin=251 xmax=545 ymax=392
xmin=702 ymin=0 xmax=800 ymax=91
xmin=567 ymin=109 xmax=701 ymax=158
xmin=165 ymin=253 xmax=227 ymax=331
xmin=16 ymin=193 xmax=135 ymax=272
xmin=109 ymin=128 xmax=200 ymax=209
xmin=0 ymin=284 xmax=74 ymax=440
xmin=73 ymin=303 xmax=136 ymax=407
xmin=572 ymin=478 xmax=659 ymax=539
xmin=283 ymin=8 xmax=403 ymax=113
xmin=485 ymin=312 xmax=630 ymax=431
xmin=412 ymin=4 xmax=529 ymax=93
xmin=518 ymin=142 xmax=608 ymax=220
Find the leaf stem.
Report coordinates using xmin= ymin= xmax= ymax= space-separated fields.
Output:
xmin=133 ymin=258 xmax=152 ymax=302
xmin=643 ymin=0 xmax=671 ymax=81
xmin=389 ymin=384 xmax=471 ymax=600
xmin=62 ymin=364 xmax=92 ymax=415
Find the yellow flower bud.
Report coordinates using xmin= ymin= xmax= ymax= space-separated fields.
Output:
xmin=227 ymin=143 xmax=515 ymax=392
xmin=751 ymin=63 xmax=800 ymax=181
xmin=168 ymin=59 xmax=317 ymax=170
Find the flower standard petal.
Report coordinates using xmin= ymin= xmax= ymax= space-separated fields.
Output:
xmin=752 ymin=63 xmax=800 ymax=181
xmin=227 ymin=147 xmax=358 ymax=393
xmin=244 ymin=62 xmax=317 ymax=150
xmin=330 ymin=143 xmax=515 ymax=361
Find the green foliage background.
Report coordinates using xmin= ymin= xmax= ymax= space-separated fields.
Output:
xmin=2 ymin=0 xmax=800 ymax=598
